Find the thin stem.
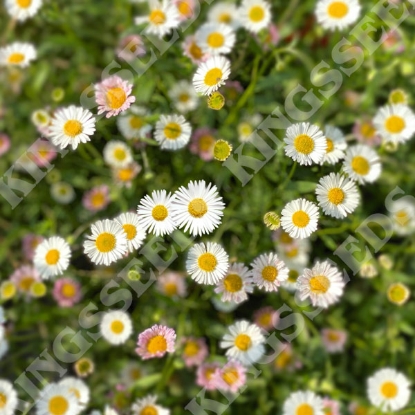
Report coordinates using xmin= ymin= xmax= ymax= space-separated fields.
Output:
xmin=278 ymin=161 xmax=297 ymax=191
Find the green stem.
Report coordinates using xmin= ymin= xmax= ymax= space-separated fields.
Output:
xmin=278 ymin=161 xmax=297 ymax=191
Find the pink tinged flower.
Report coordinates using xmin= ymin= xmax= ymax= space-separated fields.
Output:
xmin=116 ymin=35 xmax=146 ymax=62
xmin=82 ymin=185 xmax=110 ymax=212
xmin=189 ymin=127 xmax=216 ymax=161
xmin=22 ymin=234 xmax=44 ymax=261
xmin=156 ymin=271 xmax=187 ymax=298
xmin=353 ymin=119 xmax=382 ymax=146
xmin=29 ymin=138 xmax=57 ymax=167
xmin=323 ymin=398 xmax=341 ymax=415
xmin=196 ymin=362 xmax=221 ymax=390
xmin=52 ymin=277 xmax=82 ymax=307
xmin=273 ymin=342 xmax=302 ymax=372
xmin=321 ymin=328 xmax=347 ymax=353
xmin=95 ymin=75 xmax=136 ymax=118
xmin=253 ymin=306 xmax=280 ymax=332
xmin=0 ymin=133 xmax=11 ymax=156
xmin=10 ymin=265 xmax=40 ymax=295
xmin=182 ymin=35 xmax=210 ymax=65
xmin=135 ymin=324 xmax=176 ymax=360
xmin=212 ymin=361 xmax=247 ymax=393
xmin=256 ymin=23 xmax=280 ymax=51
xmin=174 ymin=0 xmax=196 ymax=21
xmin=181 ymin=337 xmax=208 ymax=367
xmin=381 ymin=30 xmax=405 ymax=54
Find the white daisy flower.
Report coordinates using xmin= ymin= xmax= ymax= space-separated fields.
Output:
xmin=0 ymin=42 xmax=36 ymax=68
xmin=343 ymin=144 xmax=381 ymax=184
xmin=281 ymin=199 xmax=319 ymax=239
xmin=195 ymin=22 xmax=236 ymax=55
xmin=315 ymin=173 xmax=360 ymax=219
xmin=315 ymin=0 xmax=361 ymax=31
xmin=135 ymin=0 xmax=180 ymax=38
xmin=186 ymin=242 xmax=229 ymax=285
xmin=100 ymin=310 xmax=133 ymax=345
xmin=36 ymin=383 xmax=81 ymax=415
xmin=282 ymin=390 xmax=324 ymax=415
xmin=284 ymin=123 xmax=327 ymax=165
xmin=207 ymin=2 xmax=241 ymax=29
xmin=137 ymin=190 xmax=177 ymax=237
xmin=59 ymin=377 xmax=90 ymax=408
xmin=5 ymin=0 xmax=42 ymax=21
xmin=115 ymin=212 xmax=146 ymax=253
xmin=116 ymin=106 xmax=151 ymax=140
xmin=0 ymin=380 xmax=18 ymax=415
xmin=33 ymin=236 xmax=71 ymax=279
xmin=131 ymin=395 xmax=170 ymax=415
xmin=193 ymin=55 xmax=231 ymax=96
xmin=239 ymin=0 xmax=272 ymax=33
xmin=103 ymin=141 xmax=133 ymax=169
xmin=220 ymin=320 xmax=265 ymax=366
xmin=367 ymin=368 xmax=410 ymax=413
xmin=320 ymin=125 xmax=347 ymax=164
xmin=297 ymin=261 xmax=345 ymax=308
xmin=373 ymin=104 xmax=415 ymax=145
xmin=168 ymin=81 xmax=199 ymax=113
xmin=215 ymin=262 xmax=254 ymax=303
xmin=154 ymin=114 xmax=192 ymax=151
xmin=48 ymin=106 xmax=96 ymax=150
xmin=388 ymin=198 xmax=415 ymax=236
xmin=250 ymin=253 xmax=289 ymax=292
xmin=50 ymin=182 xmax=76 ymax=205
xmin=83 ymin=219 xmax=128 ymax=266
xmin=171 ymin=180 xmax=225 ymax=236
xmin=282 ymin=264 xmax=305 ymax=292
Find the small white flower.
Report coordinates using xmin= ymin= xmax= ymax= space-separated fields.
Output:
xmin=282 ymin=263 xmax=305 ymax=292
xmin=193 ymin=55 xmax=231 ymax=95
xmin=281 ymin=199 xmax=319 ymax=239
xmin=315 ymin=0 xmax=361 ymax=31
xmin=36 ymin=383 xmax=81 ymax=415
xmin=168 ymin=81 xmax=199 ymax=113
xmin=343 ymin=144 xmax=381 ymax=184
xmin=50 ymin=182 xmax=76 ymax=205
xmin=115 ymin=212 xmax=147 ymax=252
xmin=100 ymin=310 xmax=133 ymax=345
xmin=315 ymin=173 xmax=360 ymax=219
xmin=0 ymin=380 xmax=18 ymax=415
xmin=5 ymin=0 xmax=43 ymax=21
xmin=207 ymin=2 xmax=241 ymax=29
xmin=116 ymin=106 xmax=152 ymax=140
xmin=195 ymin=22 xmax=236 ymax=55
xmin=220 ymin=320 xmax=265 ymax=365
xmin=34 ymin=237 xmax=71 ymax=279
xmin=367 ymin=368 xmax=411 ymax=413
xmin=154 ymin=114 xmax=192 ymax=151
xmin=282 ymin=390 xmax=324 ymax=415
xmin=284 ymin=123 xmax=327 ymax=165
xmin=388 ymin=198 xmax=415 ymax=236
xmin=250 ymin=253 xmax=289 ymax=292
xmin=239 ymin=0 xmax=272 ymax=33
xmin=131 ymin=395 xmax=170 ymax=415
xmin=103 ymin=141 xmax=133 ymax=169
xmin=186 ymin=242 xmax=229 ymax=285
xmin=0 ymin=42 xmax=36 ymax=67
xmin=59 ymin=377 xmax=90 ymax=407
xmin=320 ymin=125 xmax=347 ymax=164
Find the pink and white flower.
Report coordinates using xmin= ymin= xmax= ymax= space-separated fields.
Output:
xmin=136 ymin=325 xmax=176 ymax=360
xmin=52 ymin=277 xmax=82 ymax=307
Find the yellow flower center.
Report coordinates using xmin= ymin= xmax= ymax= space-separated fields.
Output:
xmin=219 ymin=13 xmax=231 ymax=23
xmin=179 ymin=93 xmax=190 ymax=102
xmin=280 ymin=231 xmax=293 ymax=244
xmin=0 ymin=393 xmax=7 ymax=409
xmin=17 ymin=0 xmax=32 ymax=7
xmin=164 ymin=122 xmax=182 ymax=140
xmin=355 ymin=407 xmax=368 ymax=415
xmin=7 ymin=52 xmax=25 ymax=64
xmin=151 ymin=205 xmax=168 ymax=221
xmin=45 ymin=249 xmax=60 ymax=265
xmin=327 ymin=187 xmax=345 ymax=205
xmin=110 ymin=320 xmax=125 ymax=334
xmin=326 ymin=138 xmax=334 ymax=153
xmin=213 ymin=140 xmax=232 ymax=161
xmin=197 ymin=253 xmax=217 ymax=272
xmin=223 ymin=273 xmax=243 ymax=292
xmin=130 ymin=368 xmax=141 ymax=380
xmin=294 ymin=134 xmax=315 ymax=155
xmin=189 ymin=41 xmax=203 ymax=60
xmin=123 ymin=224 xmax=137 ymax=240
xmin=261 ymin=265 xmax=278 ymax=282
xmin=249 ymin=5 xmax=265 ymax=22
xmin=149 ymin=9 xmax=166 ymax=24
xmin=106 ymin=87 xmax=127 ymax=109
xmin=351 ymin=156 xmax=369 ymax=175
xmin=48 ymin=396 xmax=69 ymax=415
xmin=177 ymin=0 xmax=192 ymax=16
xmin=385 ymin=115 xmax=405 ymax=134
xmin=164 ymin=282 xmax=178 ymax=296
xmin=380 ymin=381 xmax=398 ymax=398
xmin=292 ymin=210 xmax=310 ymax=228
xmin=275 ymin=349 xmax=292 ymax=369
xmin=1 ymin=281 xmax=16 ymax=300
xmin=327 ymin=1 xmax=349 ymax=19
xmin=205 ymin=368 xmax=215 ymax=380
xmin=360 ymin=123 xmax=375 ymax=139
xmin=390 ymin=90 xmax=406 ymax=104
xmin=199 ymin=135 xmax=215 ymax=151
xmin=222 ymin=368 xmax=239 ymax=385
xmin=117 ymin=167 xmax=135 ymax=182
xmin=113 ymin=148 xmax=127 ymax=161
xmin=188 ymin=198 xmax=208 ymax=218
xmin=286 ymin=247 xmax=299 ymax=258
xmin=234 ymin=333 xmax=251 ymax=351
xmin=207 ymin=32 xmax=225 ymax=48
xmin=62 ymin=283 xmax=76 ymax=298
xmin=184 ymin=340 xmax=200 ymax=357
xmin=387 ymin=283 xmax=408 ymax=304
xmin=30 ymin=282 xmax=46 ymax=297
xmin=204 ymin=68 xmax=223 ymax=87
xmin=258 ymin=312 xmax=272 ymax=327
xmin=63 ymin=120 xmax=83 ymax=137
xmin=129 ymin=115 xmax=144 ymax=129
xmin=309 ymin=275 xmax=330 ymax=294
xmin=395 ymin=209 xmax=409 ymax=226
xmin=296 ymin=403 xmax=314 ymax=415
xmin=95 ymin=232 xmax=116 ymax=253
xmin=239 ymin=122 xmax=252 ymax=137
xmin=146 ymin=335 xmax=167 ymax=353
xmin=327 ymin=331 xmax=340 ymax=342
xmin=141 ymin=406 xmax=158 ymax=415
xmin=91 ymin=192 xmax=105 ymax=208
xmin=288 ymin=269 xmax=299 ymax=283
xmin=19 ymin=276 xmax=35 ymax=292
